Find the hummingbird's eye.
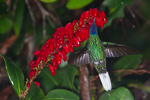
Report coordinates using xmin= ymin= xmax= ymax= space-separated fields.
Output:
xmin=93 ymin=61 xmax=99 ymax=65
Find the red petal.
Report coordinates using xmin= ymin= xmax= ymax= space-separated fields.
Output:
xmin=34 ymin=50 xmax=41 ymax=57
xmin=72 ymin=20 xmax=78 ymax=26
xmin=62 ymin=46 xmax=69 ymax=54
xmin=73 ymin=36 xmax=80 ymax=47
xmin=41 ymin=44 xmax=48 ymax=51
xmin=89 ymin=8 xmax=93 ymax=17
xmin=34 ymin=82 xmax=40 ymax=87
xmin=78 ymin=18 xmax=84 ymax=28
xmin=46 ymin=38 xmax=52 ymax=44
xmin=55 ymin=54 xmax=61 ymax=65
xmin=104 ymin=17 xmax=107 ymax=24
xmin=61 ymin=49 xmax=67 ymax=61
xmin=35 ymin=57 xmax=41 ymax=67
xmin=85 ymin=11 xmax=89 ymax=19
xmin=52 ymin=32 xmax=58 ymax=38
xmin=65 ymin=23 xmax=71 ymax=30
xmin=48 ymin=64 xmax=55 ymax=76
xmin=93 ymin=8 xmax=98 ymax=17
xmin=32 ymin=70 xmax=36 ymax=76
xmin=30 ymin=60 xmax=35 ymax=66
xmin=29 ymin=71 xmax=33 ymax=79
xmin=27 ymin=82 xmax=30 ymax=87
xmin=80 ymin=11 xmax=86 ymax=19
xmin=30 ymin=64 xmax=35 ymax=70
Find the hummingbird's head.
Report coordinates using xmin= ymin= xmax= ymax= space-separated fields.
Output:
xmin=89 ymin=19 xmax=98 ymax=35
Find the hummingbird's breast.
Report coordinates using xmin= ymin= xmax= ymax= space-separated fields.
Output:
xmin=87 ymin=34 xmax=106 ymax=62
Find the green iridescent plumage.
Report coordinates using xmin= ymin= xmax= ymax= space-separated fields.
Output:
xmin=87 ymin=22 xmax=107 ymax=74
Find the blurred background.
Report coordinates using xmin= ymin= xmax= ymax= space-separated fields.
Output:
xmin=0 ymin=0 xmax=150 ymax=100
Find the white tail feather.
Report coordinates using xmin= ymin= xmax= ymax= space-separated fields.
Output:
xmin=99 ymin=72 xmax=112 ymax=91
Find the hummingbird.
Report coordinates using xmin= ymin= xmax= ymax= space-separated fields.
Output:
xmin=68 ymin=20 xmax=139 ymax=91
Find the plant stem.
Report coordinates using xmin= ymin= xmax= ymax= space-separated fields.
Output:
xmin=78 ymin=65 xmax=91 ymax=100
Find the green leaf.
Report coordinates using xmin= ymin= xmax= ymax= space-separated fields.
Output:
xmin=99 ymin=87 xmax=134 ymax=100
xmin=25 ymin=83 xmax=45 ymax=100
xmin=37 ymin=66 xmax=78 ymax=92
xmin=0 ymin=0 xmax=7 ymax=2
xmin=66 ymin=0 xmax=93 ymax=10
xmin=113 ymin=54 xmax=142 ymax=70
xmin=37 ymin=67 xmax=63 ymax=92
xmin=0 ymin=17 xmax=12 ymax=34
xmin=61 ymin=66 xmax=78 ymax=92
xmin=40 ymin=0 xmax=57 ymax=3
xmin=42 ymin=89 xmax=79 ymax=100
xmin=0 ymin=54 xmax=24 ymax=96
xmin=102 ymin=0 xmax=132 ymax=28
xmin=13 ymin=0 xmax=25 ymax=36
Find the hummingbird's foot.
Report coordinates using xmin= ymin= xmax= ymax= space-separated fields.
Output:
xmin=99 ymin=71 xmax=112 ymax=91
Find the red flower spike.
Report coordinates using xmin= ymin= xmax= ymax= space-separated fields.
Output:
xmin=73 ymin=36 xmax=81 ymax=48
xmin=61 ymin=49 xmax=67 ymax=61
xmin=93 ymin=8 xmax=98 ymax=17
xmin=79 ymin=18 xmax=84 ymax=28
xmin=29 ymin=71 xmax=33 ymax=79
xmin=85 ymin=11 xmax=89 ymax=19
xmin=65 ymin=23 xmax=72 ymax=30
xmin=62 ymin=46 xmax=69 ymax=54
xmin=30 ymin=60 xmax=35 ymax=66
xmin=48 ymin=64 xmax=55 ymax=76
xmin=72 ymin=20 xmax=78 ymax=26
xmin=30 ymin=64 xmax=35 ymax=70
xmin=55 ymin=54 xmax=61 ymax=65
xmin=89 ymin=8 xmax=93 ymax=17
xmin=27 ymin=82 xmax=30 ymax=87
xmin=34 ymin=50 xmax=41 ymax=57
xmin=104 ymin=17 xmax=107 ymax=24
xmin=34 ymin=82 xmax=40 ymax=87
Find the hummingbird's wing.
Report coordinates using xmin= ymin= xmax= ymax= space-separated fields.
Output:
xmin=68 ymin=47 xmax=91 ymax=65
xmin=103 ymin=42 xmax=140 ymax=57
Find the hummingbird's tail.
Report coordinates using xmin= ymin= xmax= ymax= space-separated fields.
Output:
xmin=99 ymin=71 xmax=112 ymax=91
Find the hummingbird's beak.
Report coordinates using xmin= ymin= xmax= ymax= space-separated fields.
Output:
xmin=99 ymin=71 xmax=112 ymax=91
